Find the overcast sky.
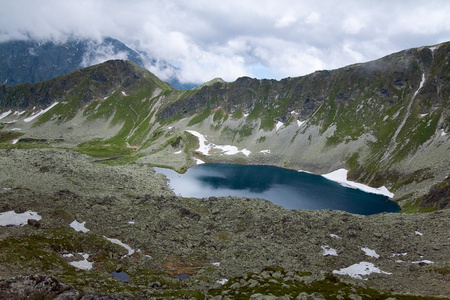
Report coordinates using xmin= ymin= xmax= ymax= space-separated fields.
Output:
xmin=1 ymin=0 xmax=449 ymax=83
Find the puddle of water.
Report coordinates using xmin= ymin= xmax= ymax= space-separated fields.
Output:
xmin=111 ymin=271 xmax=130 ymax=282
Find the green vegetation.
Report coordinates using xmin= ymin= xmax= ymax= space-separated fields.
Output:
xmin=0 ymin=130 xmax=23 ymax=143
xmin=237 ymin=122 xmax=256 ymax=142
xmin=209 ymin=268 xmax=440 ymax=299
xmin=256 ymin=136 xmax=266 ymax=143
xmin=231 ymin=108 xmax=244 ymax=119
xmin=187 ymin=107 xmax=211 ymax=126
xmin=77 ymin=139 xmax=134 ymax=158
xmin=401 ymin=196 xmax=437 ymax=213
xmin=213 ymin=108 xmax=227 ymax=122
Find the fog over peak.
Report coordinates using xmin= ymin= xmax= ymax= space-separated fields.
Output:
xmin=1 ymin=0 xmax=449 ymax=84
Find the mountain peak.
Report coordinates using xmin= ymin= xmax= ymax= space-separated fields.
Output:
xmin=0 ymin=59 xmax=172 ymax=111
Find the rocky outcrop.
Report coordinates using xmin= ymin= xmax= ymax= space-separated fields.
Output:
xmin=421 ymin=177 xmax=450 ymax=209
xmin=0 ymin=275 xmax=130 ymax=299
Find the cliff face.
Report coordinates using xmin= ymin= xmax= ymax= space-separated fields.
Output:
xmin=159 ymin=44 xmax=449 ymax=131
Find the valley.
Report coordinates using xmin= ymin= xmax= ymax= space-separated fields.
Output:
xmin=0 ymin=41 xmax=449 ymax=298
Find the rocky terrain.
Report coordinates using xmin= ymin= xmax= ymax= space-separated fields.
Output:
xmin=0 ymin=148 xmax=449 ymax=299
xmin=0 ymin=41 xmax=449 ymax=298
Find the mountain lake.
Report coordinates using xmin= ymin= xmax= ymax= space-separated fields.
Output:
xmin=154 ymin=163 xmax=400 ymax=215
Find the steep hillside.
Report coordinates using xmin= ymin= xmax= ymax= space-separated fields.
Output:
xmin=0 ymin=43 xmax=449 ymax=210
xmin=0 ymin=43 xmax=449 ymax=299
xmin=0 ymin=37 xmax=196 ymax=90
xmin=157 ymin=42 xmax=450 ymax=208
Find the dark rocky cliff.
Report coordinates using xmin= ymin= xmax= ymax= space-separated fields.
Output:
xmin=159 ymin=44 xmax=449 ymax=133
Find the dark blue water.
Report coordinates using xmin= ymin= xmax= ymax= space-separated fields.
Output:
xmin=155 ymin=164 xmax=400 ymax=215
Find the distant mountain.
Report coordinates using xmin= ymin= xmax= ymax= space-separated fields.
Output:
xmin=0 ymin=37 xmax=196 ymax=90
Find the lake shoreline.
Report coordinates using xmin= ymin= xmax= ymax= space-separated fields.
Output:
xmin=155 ymin=163 xmax=400 ymax=215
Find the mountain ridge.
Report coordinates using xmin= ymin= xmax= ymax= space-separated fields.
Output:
xmin=0 ymin=42 xmax=448 ymax=211
xmin=0 ymin=41 xmax=449 ymax=299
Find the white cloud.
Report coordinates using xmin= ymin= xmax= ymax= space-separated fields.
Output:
xmin=80 ymin=42 xmax=130 ymax=67
xmin=1 ymin=0 xmax=449 ymax=83
xmin=305 ymin=12 xmax=320 ymax=24
xmin=275 ymin=14 xmax=297 ymax=29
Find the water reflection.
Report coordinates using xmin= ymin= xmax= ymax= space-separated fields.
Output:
xmin=154 ymin=164 xmax=400 ymax=215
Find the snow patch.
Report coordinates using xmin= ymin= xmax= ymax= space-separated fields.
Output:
xmin=0 ymin=110 xmax=12 ymax=120
xmin=333 ymin=262 xmax=391 ymax=280
xmin=321 ymin=245 xmax=338 ymax=256
xmin=297 ymin=120 xmax=305 ymax=127
xmin=104 ymin=236 xmax=135 ymax=256
xmin=186 ymin=130 xmax=251 ymax=157
xmin=441 ymin=129 xmax=446 ymax=136
xmin=260 ymin=149 xmax=271 ymax=154
xmin=69 ymin=253 xmax=93 ymax=270
xmin=361 ymin=247 xmax=380 ymax=258
xmin=392 ymin=253 xmax=407 ymax=257
xmin=241 ymin=149 xmax=251 ymax=156
xmin=413 ymin=73 xmax=425 ymax=99
xmin=0 ymin=210 xmax=42 ymax=226
xmin=174 ymin=150 xmax=183 ymax=154
xmin=298 ymin=170 xmax=313 ymax=174
xmin=322 ymin=169 xmax=394 ymax=198
xmin=194 ymin=157 xmax=205 ymax=165
xmin=12 ymin=139 xmax=19 ymax=144
xmin=128 ymin=221 xmax=135 ymax=224
xmin=70 ymin=220 xmax=90 ymax=233
xmin=415 ymin=231 xmax=423 ymax=236
xmin=121 ymin=91 xmax=127 ymax=96
xmin=104 ymin=90 xmax=116 ymax=99
xmin=243 ymin=113 xmax=249 ymax=117
xmin=330 ymin=234 xmax=341 ymax=239
xmin=216 ymin=278 xmax=228 ymax=285
xmin=275 ymin=121 xmax=284 ymax=131
xmin=212 ymin=262 xmax=220 ymax=266
xmin=412 ymin=260 xmax=433 ymax=264
xmin=23 ymin=102 xmax=59 ymax=122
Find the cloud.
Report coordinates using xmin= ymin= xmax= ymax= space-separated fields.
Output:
xmin=274 ymin=14 xmax=297 ymax=29
xmin=304 ymin=12 xmax=320 ymax=25
xmin=1 ymin=0 xmax=449 ymax=84
xmin=80 ymin=42 xmax=130 ymax=68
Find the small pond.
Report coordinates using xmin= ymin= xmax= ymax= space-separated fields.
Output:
xmin=111 ymin=271 xmax=130 ymax=282
xmin=155 ymin=164 xmax=400 ymax=215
